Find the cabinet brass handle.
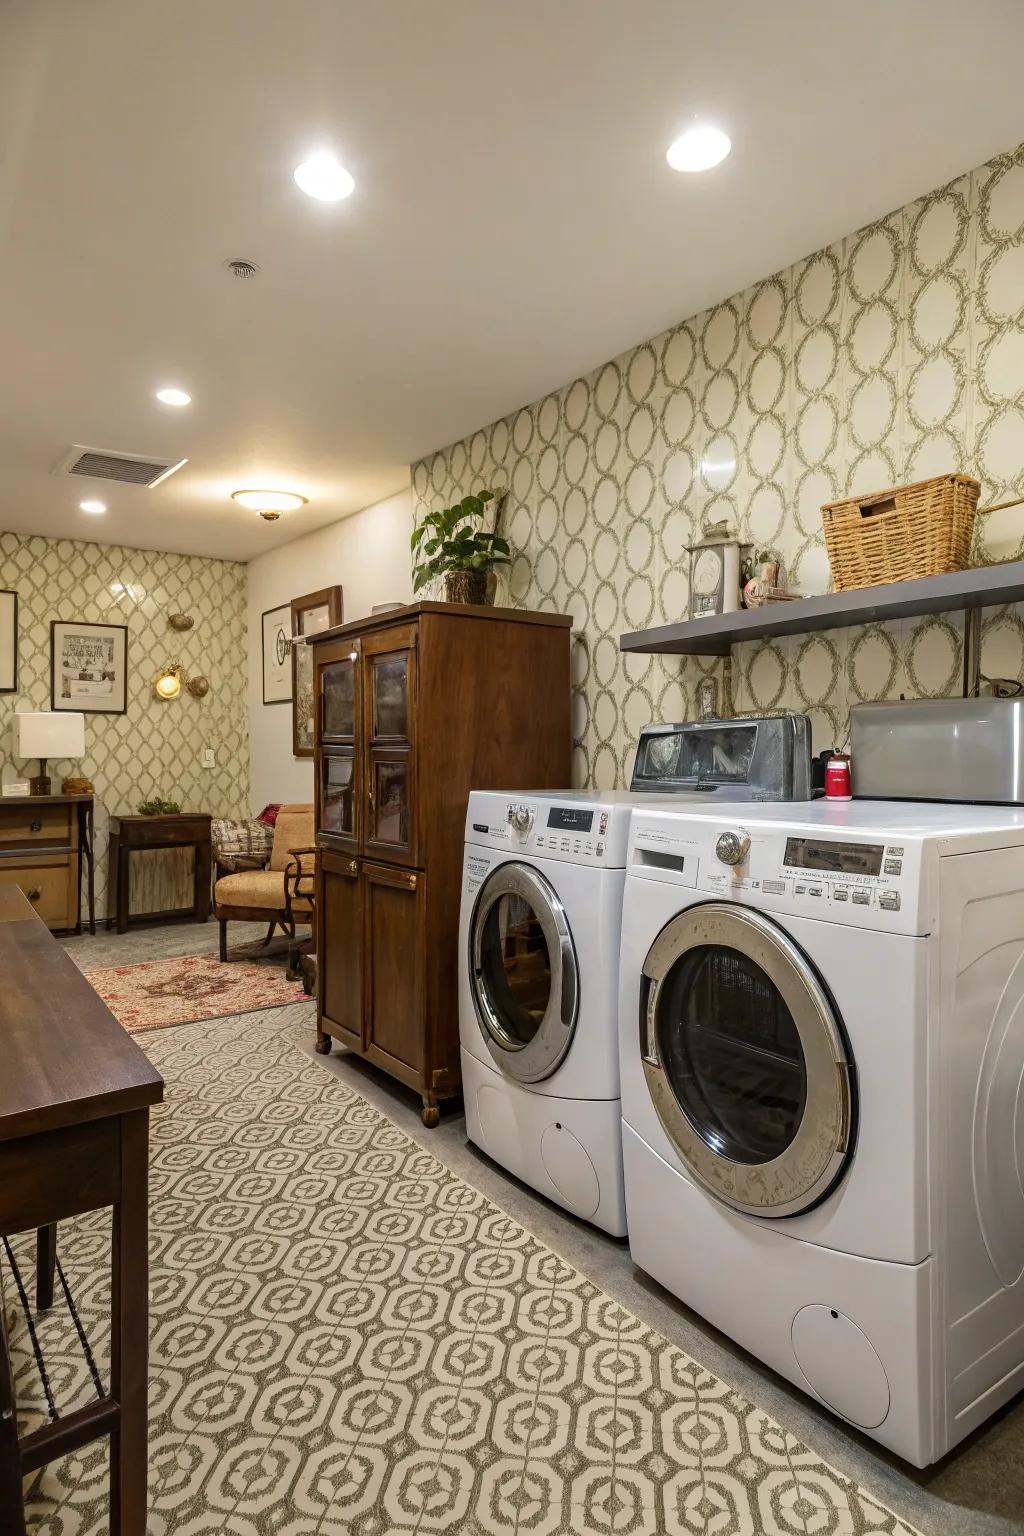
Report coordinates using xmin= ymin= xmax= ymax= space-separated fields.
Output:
xmin=27 ymin=887 xmax=41 ymax=901
xmin=408 ymin=874 xmax=417 ymax=890
xmin=348 ymin=860 xmax=358 ymax=873
xmin=30 ymin=820 xmax=42 ymax=833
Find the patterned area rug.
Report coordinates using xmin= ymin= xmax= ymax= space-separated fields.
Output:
xmin=10 ymin=1004 xmax=923 ymax=1535
xmin=82 ymin=952 xmax=304 ymax=1032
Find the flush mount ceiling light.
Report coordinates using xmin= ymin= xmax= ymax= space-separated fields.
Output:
xmin=156 ymin=387 xmax=191 ymax=407
xmin=293 ymin=153 xmax=355 ymax=202
xmin=231 ymin=488 xmax=309 ymax=521
xmin=79 ymin=498 xmax=107 ymax=514
xmin=666 ymin=124 xmax=731 ymax=173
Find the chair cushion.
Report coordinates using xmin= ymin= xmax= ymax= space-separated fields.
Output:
xmin=215 ymin=870 xmax=312 ymax=915
xmin=270 ymin=803 xmax=316 ymax=871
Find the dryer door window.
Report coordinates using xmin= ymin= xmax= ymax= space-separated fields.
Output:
xmin=641 ymin=902 xmax=853 ymax=1217
xmin=470 ymin=863 xmax=579 ymax=1083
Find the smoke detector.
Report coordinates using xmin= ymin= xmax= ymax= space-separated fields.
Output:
xmin=225 ymin=258 xmax=260 ymax=280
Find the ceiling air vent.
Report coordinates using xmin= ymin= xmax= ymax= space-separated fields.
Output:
xmin=54 ymin=445 xmax=187 ymax=488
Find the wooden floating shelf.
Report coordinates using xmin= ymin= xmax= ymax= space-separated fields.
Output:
xmin=619 ymin=560 xmax=1024 ymax=657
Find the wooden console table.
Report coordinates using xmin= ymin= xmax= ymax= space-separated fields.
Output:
xmin=107 ymin=813 xmax=212 ymax=934
xmin=0 ymin=885 xmax=163 ymax=1534
xmin=0 ymin=794 xmax=95 ymax=935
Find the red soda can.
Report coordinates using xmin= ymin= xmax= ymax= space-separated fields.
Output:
xmin=825 ymin=752 xmax=852 ymax=800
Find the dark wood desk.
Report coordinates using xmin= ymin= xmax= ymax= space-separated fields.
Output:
xmin=107 ymin=812 xmax=212 ymax=934
xmin=0 ymin=793 xmax=95 ymax=936
xmin=0 ymin=887 xmax=163 ymax=1534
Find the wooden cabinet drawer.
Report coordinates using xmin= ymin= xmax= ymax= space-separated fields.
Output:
xmin=0 ymin=805 xmax=74 ymax=848
xmin=0 ymin=856 xmax=77 ymax=929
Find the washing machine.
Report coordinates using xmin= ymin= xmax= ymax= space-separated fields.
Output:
xmin=619 ymin=799 xmax=1024 ymax=1465
xmin=459 ymin=790 xmax=640 ymax=1237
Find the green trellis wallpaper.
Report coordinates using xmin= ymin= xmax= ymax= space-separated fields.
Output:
xmin=0 ymin=533 xmax=250 ymax=916
xmin=413 ymin=142 xmax=1024 ymax=788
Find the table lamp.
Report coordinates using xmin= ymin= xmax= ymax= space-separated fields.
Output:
xmin=14 ymin=711 xmax=86 ymax=796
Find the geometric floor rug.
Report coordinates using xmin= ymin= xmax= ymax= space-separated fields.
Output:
xmin=12 ymin=1003 xmax=924 ymax=1535
xmin=81 ymin=952 xmax=305 ymax=1032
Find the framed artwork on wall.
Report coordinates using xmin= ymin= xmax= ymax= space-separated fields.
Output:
xmin=262 ymin=604 xmax=293 ymax=705
xmin=51 ymin=620 xmax=128 ymax=714
xmin=291 ymin=585 xmax=343 ymax=757
xmin=0 ymin=590 xmax=17 ymax=692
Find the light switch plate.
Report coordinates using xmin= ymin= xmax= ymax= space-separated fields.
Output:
xmin=201 ymin=747 xmax=215 ymax=769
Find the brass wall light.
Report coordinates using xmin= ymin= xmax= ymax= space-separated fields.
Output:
xmin=153 ymin=662 xmax=211 ymax=701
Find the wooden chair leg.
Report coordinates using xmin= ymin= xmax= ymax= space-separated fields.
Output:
xmin=218 ymin=918 xmax=228 ymax=962
xmin=36 ymin=1224 xmax=57 ymax=1312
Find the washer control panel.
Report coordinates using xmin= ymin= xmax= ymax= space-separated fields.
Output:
xmin=466 ymin=794 xmax=629 ymax=867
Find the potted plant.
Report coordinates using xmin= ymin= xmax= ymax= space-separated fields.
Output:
xmin=411 ymin=490 xmax=511 ymax=605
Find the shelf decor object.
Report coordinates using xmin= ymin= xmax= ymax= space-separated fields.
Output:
xmin=686 ymin=523 xmax=752 ymax=619
xmin=821 ymin=473 xmax=980 ymax=591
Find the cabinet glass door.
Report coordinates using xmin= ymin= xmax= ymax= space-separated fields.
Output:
xmin=363 ymin=626 xmax=417 ymax=867
xmin=320 ymin=751 xmax=357 ymax=841
xmin=322 ymin=650 xmax=358 ymax=741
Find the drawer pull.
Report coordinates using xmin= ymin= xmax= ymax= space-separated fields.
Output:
xmin=348 ymin=860 xmax=358 ymax=873
xmin=30 ymin=820 xmax=42 ymax=833
xmin=27 ymin=887 xmax=42 ymax=901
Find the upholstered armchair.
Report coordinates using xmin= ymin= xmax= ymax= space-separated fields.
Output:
xmin=214 ymin=803 xmax=316 ymax=974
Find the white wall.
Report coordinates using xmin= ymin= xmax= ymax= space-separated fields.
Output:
xmin=246 ymin=486 xmax=413 ymax=811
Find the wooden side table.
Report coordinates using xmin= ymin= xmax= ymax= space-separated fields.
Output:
xmin=107 ymin=814 xmax=212 ymax=934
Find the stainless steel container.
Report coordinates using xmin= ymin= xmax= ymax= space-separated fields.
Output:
xmin=851 ymin=698 xmax=1024 ymax=804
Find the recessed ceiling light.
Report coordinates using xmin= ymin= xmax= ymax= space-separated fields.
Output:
xmin=156 ymin=387 xmax=191 ymax=407
xmin=293 ymin=153 xmax=355 ymax=202
xmin=79 ymin=499 xmax=107 ymax=514
xmin=231 ymin=488 xmax=309 ymax=521
xmin=666 ymin=124 xmax=731 ymax=173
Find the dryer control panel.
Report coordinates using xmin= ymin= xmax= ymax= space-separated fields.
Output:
xmin=628 ymin=808 xmax=929 ymax=936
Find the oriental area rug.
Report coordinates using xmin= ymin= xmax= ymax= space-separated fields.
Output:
xmin=82 ymin=952 xmax=304 ymax=1032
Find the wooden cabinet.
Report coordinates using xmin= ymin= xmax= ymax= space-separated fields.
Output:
xmin=312 ymin=601 xmax=571 ymax=1124
xmin=0 ymin=796 xmax=92 ymax=933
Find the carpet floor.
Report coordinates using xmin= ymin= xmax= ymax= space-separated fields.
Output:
xmin=8 ymin=1001 xmax=924 ymax=1535
xmin=82 ymin=952 xmax=305 ymax=1032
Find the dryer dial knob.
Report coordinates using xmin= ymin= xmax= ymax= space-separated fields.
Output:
xmin=716 ymin=830 xmax=750 ymax=866
xmin=509 ymin=802 xmax=534 ymax=835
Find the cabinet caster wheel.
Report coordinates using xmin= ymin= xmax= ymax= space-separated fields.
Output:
xmin=314 ymin=1035 xmax=332 ymax=1055
xmin=420 ymin=1104 xmax=440 ymax=1128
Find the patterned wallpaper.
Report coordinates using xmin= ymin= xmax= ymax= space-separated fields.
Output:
xmin=412 ymin=142 xmax=1024 ymax=788
xmin=0 ymin=533 xmax=249 ymax=916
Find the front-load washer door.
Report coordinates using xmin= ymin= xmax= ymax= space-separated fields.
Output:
xmin=640 ymin=902 xmax=853 ymax=1217
xmin=470 ymin=862 xmax=580 ymax=1083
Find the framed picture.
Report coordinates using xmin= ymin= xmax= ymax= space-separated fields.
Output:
xmin=291 ymin=585 xmax=343 ymax=757
xmin=0 ymin=590 xmax=17 ymax=693
xmin=51 ymin=620 xmax=128 ymax=714
xmin=262 ymin=604 xmax=293 ymax=704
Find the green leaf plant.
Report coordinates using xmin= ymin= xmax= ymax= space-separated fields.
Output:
xmin=411 ymin=490 xmax=512 ymax=594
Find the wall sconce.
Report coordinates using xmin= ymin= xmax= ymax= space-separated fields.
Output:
xmin=153 ymin=663 xmax=211 ymax=701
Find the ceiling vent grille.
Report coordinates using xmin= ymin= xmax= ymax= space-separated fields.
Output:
xmin=54 ymin=445 xmax=187 ymax=487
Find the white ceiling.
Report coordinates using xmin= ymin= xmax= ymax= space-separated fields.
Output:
xmin=1 ymin=0 xmax=1022 ymax=562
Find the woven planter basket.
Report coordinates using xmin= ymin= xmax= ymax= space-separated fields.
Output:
xmin=444 ymin=569 xmax=489 ymax=605
xmin=821 ymin=473 xmax=981 ymax=591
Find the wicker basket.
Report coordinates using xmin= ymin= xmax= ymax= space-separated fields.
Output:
xmin=821 ymin=473 xmax=981 ymax=591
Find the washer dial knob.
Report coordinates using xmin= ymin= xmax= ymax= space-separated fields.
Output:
xmin=715 ymin=829 xmax=750 ymax=866
xmin=509 ymin=802 xmax=534 ymax=835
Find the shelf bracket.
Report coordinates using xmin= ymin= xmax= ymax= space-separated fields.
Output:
xmin=963 ymin=605 xmax=982 ymax=699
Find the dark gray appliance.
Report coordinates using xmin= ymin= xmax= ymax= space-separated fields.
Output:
xmin=630 ymin=714 xmax=813 ymax=801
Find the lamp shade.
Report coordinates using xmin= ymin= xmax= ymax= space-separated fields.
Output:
xmin=14 ymin=711 xmax=85 ymax=760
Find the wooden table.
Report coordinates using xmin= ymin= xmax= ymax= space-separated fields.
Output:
xmin=107 ymin=812 xmax=212 ymax=934
xmin=0 ymin=885 xmax=164 ymax=1533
